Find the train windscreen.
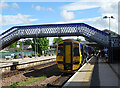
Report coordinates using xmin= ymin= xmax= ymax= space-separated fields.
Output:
xmin=74 ymin=47 xmax=79 ymax=56
xmin=58 ymin=47 xmax=63 ymax=56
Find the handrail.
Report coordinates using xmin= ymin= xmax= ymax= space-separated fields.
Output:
xmin=0 ymin=23 xmax=119 ymax=50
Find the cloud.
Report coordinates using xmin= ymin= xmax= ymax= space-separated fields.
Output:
xmin=35 ymin=6 xmax=41 ymax=11
xmin=100 ymin=0 xmax=118 ymax=16
xmin=93 ymin=16 xmax=118 ymax=32
xmin=12 ymin=3 xmax=19 ymax=8
xmin=32 ymin=4 xmax=34 ymax=8
xmin=62 ymin=1 xmax=100 ymax=11
xmin=45 ymin=15 xmax=117 ymax=33
xmin=29 ymin=19 xmax=38 ymax=22
xmin=0 ymin=2 xmax=9 ymax=9
xmin=0 ymin=2 xmax=20 ymax=9
xmin=98 ymin=0 xmax=118 ymax=33
xmin=34 ymin=5 xmax=54 ymax=11
xmin=61 ymin=1 xmax=100 ymax=21
xmin=0 ymin=13 xmax=38 ymax=25
xmin=47 ymin=8 xmax=54 ymax=11
xmin=60 ymin=0 xmax=119 ymax=33
xmin=61 ymin=10 xmax=74 ymax=21
xmin=119 ymin=1 xmax=120 ymax=35
xmin=45 ymin=17 xmax=100 ymax=24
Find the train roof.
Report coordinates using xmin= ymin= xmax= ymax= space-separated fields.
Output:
xmin=59 ymin=39 xmax=96 ymax=47
xmin=59 ymin=39 xmax=79 ymax=43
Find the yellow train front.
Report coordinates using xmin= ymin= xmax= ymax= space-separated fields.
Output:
xmin=56 ymin=39 xmax=85 ymax=73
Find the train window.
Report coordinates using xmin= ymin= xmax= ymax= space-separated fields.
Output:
xmin=58 ymin=47 xmax=63 ymax=56
xmin=74 ymin=47 xmax=79 ymax=56
xmin=74 ymin=43 xmax=79 ymax=47
xmin=58 ymin=44 xmax=63 ymax=46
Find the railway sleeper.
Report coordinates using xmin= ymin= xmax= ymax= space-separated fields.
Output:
xmin=2 ymin=60 xmax=56 ymax=78
xmin=47 ymin=74 xmax=73 ymax=88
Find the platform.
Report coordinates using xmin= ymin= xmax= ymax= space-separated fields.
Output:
xmin=63 ymin=56 xmax=120 ymax=88
xmin=0 ymin=55 xmax=56 ymax=68
xmin=0 ymin=55 xmax=56 ymax=73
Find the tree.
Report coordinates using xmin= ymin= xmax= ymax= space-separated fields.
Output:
xmin=23 ymin=39 xmax=32 ymax=45
xmin=32 ymin=37 xmax=49 ymax=55
xmin=8 ymin=41 xmax=22 ymax=51
xmin=53 ymin=37 xmax=63 ymax=45
xmin=77 ymin=38 xmax=81 ymax=42
xmin=8 ymin=42 xmax=17 ymax=49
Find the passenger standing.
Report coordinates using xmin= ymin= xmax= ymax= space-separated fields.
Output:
xmin=101 ymin=50 xmax=105 ymax=58
xmin=105 ymin=53 xmax=108 ymax=61
xmin=87 ymin=52 xmax=89 ymax=64
xmin=98 ymin=50 xmax=101 ymax=57
xmin=84 ymin=52 xmax=88 ymax=63
xmin=104 ymin=48 xmax=108 ymax=62
xmin=92 ymin=50 xmax=94 ymax=56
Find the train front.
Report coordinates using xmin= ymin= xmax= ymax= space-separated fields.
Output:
xmin=56 ymin=40 xmax=82 ymax=73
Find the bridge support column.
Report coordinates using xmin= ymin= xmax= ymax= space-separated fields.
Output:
xmin=108 ymin=35 xmax=112 ymax=63
xmin=112 ymin=48 xmax=120 ymax=63
xmin=108 ymin=47 xmax=113 ymax=63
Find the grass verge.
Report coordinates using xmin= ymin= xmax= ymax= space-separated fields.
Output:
xmin=9 ymin=64 xmax=59 ymax=87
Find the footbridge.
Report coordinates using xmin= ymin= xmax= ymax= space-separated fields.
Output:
xmin=0 ymin=23 xmax=120 ymax=50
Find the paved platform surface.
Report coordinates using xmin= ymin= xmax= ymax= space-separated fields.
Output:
xmin=90 ymin=57 xmax=120 ymax=88
xmin=63 ymin=56 xmax=120 ymax=88
xmin=0 ymin=55 xmax=56 ymax=67
xmin=63 ymin=56 xmax=96 ymax=88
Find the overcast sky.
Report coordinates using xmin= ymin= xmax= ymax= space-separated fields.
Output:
xmin=0 ymin=0 xmax=119 ymax=45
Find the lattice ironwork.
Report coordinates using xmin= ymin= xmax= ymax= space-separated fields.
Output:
xmin=0 ymin=23 xmax=119 ymax=50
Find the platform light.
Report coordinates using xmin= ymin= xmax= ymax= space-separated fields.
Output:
xmin=21 ymin=39 xmax=24 ymax=59
xmin=17 ymin=41 xmax=20 ymax=59
xmin=103 ymin=16 xmax=115 ymax=63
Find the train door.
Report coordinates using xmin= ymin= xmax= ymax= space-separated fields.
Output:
xmin=63 ymin=42 xmax=73 ymax=70
xmin=80 ymin=44 xmax=84 ymax=63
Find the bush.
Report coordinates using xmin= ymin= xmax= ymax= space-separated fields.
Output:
xmin=14 ymin=55 xmax=18 ymax=59
xmin=38 ymin=53 xmax=41 ymax=57
xmin=28 ymin=56 xmax=32 ymax=58
xmin=52 ymin=54 xmax=54 ymax=56
xmin=32 ymin=54 xmax=35 ymax=57
xmin=44 ymin=54 xmax=47 ymax=56
xmin=10 ymin=82 xmax=19 ymax=88
xmin=23 ymin=78 xmax=29 ymax=81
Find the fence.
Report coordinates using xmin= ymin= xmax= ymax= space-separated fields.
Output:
xmin=0 ymin=51 xmax=34 ymax=59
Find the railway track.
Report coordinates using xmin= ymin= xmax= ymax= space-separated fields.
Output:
xmin=43 ymin=73 xmax=74 ymax=88
xmin=2 ymin=60 xmax=56 ymax=78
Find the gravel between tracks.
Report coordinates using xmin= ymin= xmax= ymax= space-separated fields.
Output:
xmin=27 ymin=76 xmax=57 ymax=86
xmin=2 ymin=63 xmax=59 ymax=87
xmin=2 ymin=71 xmax=27 ymax=86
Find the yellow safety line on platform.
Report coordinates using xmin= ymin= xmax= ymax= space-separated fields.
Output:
xmin=81 ymin=64 xmax=94 ymax=87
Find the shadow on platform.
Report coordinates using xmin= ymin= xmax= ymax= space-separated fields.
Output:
xmin=90 ymin=57 xmax=100 ymax=87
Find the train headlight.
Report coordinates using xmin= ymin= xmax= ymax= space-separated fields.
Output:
xmin=74 ymin=57 xmax=78 ymax=59
xmin=59 ymin=57 xmax=63 ymax=59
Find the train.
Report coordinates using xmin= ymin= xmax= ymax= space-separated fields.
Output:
xmin=56 ymin=39 xmax=92 ymax=73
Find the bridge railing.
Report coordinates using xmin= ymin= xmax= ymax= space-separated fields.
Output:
xmin=111 ymin=37 xmax=120 ymax=47
xmin=0 ymin=23 xmax=119 ymax=50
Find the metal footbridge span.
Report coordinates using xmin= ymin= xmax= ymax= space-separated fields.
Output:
xmin=0 ymin=23 xmax=120 ymax=50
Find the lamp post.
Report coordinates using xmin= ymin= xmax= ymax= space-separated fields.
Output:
xmin=35 ymin=38 xmax=37 ymax=58
xmin=103 ymin=16 xmax=114 ymax=63
xmin=22 ymin=39 xmax=24 ymax=59
xmin=17 ymin=41 xmax=20 ymax=59
xmin=37 ymin=38 xmax=38 ymax=57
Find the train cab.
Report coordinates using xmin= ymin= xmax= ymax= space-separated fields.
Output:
xmin=56 ymin=39 xmax=84 ymax=73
